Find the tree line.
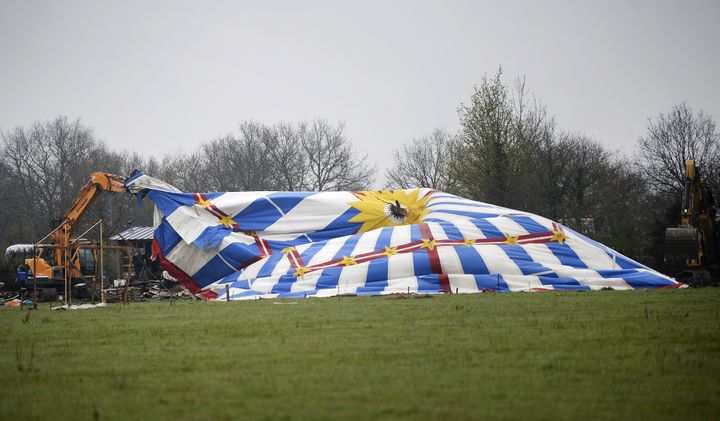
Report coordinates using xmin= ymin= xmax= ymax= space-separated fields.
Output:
xmin=386 ymin=69 xmax=719 ymax=270
xmin=1 ymin=67 xmax=718 ymax=277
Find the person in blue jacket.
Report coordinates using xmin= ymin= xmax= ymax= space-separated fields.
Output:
xmin=16 ymin=265 xmax=28 ymax=287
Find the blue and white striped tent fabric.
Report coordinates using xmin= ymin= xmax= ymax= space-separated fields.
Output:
xmin=126 ymin=171 xmax=684 ymax=300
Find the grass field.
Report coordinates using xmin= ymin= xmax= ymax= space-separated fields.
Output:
xmin=1 ymin=289 xmax=719 ymax=420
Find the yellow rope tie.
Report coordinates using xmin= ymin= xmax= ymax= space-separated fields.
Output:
xmin=218 ymin=214 xmax=236 ymax=228
xmin=294 ymin=266 xmax=310 ymax=277
xmin=340 ymin=256 xmax=357 ymax=266
xmin=383 ymin=246 xmax=398 ymax=256
xmin=550 ymin=230 xmax=567 ymax=244
xmin=196 ymin=197 xmax=212 ymax=209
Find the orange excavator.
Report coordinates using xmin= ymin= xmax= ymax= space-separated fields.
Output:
xmin=22 ymin=172 xmax=127 ymax=298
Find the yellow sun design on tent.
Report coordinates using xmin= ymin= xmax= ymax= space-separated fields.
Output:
xmin=347 ymin=189 xmax=430 ymax=233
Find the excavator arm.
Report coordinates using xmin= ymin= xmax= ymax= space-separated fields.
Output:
xmin=54 ymin=172 xmax=126 ymax=233
xmin=26 ymin=172 xmax=127 ymax=283
xmin=52 ymin=172 xmax=127 ymax=263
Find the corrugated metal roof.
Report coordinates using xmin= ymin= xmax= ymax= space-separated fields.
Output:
xmin=110 ymin=226 xmax=155 ymax=241
xmin=5 ymin=244 xmax=35 ymax=256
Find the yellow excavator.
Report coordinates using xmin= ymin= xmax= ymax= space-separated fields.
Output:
xmin=22 ymin=172 xmax=127 ymax=299
xmin=665 ymin=160 xmax=719 ymax=286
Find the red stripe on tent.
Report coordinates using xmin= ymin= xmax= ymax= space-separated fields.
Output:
xmin=206 ymin=208 xmax=224 ymax=220
xmin=308 ymin=258 xmax=343 ymax=271
xmin=419 ymin=223 xmax=443 ymax=275
xmin=254 ymin=236 xmax=265 ymax=255
xmin=193 ymin=193 xmax=224 ymax=219
xmin=436 ymin=239 xmax=463 ymax=246
xmin=193 ymin=193 xmax=225 ymax=218
xmin=354 ymin=246 xmax=394 ymax=260
xmin=289 ymin=253 xmax=300 ymax=268
xmin=152 ymin=237 xmax=203 ymax=294
xmin=396 ymin=240 xmax=424 ymax=251
xmin=355 ymin=253 xmax=383 ymax=264
xmin=290 ymin=249 xmax=304 ymax=268
xmin=422 ymin=189 xmax=438 ymax=199
xmin=439 ymin=273 xmax=451 ymax=292
xmin=276 ymin=229 xmax=564 ymax=278
xmin=204 ymin=200 xmax=242 ymax=231
xmin=521 ymin=231 xmax=554 ymax=240
xmin=206 ymin=202 xmax=227 ymax=218
xmin=518 ymin=233 xmax=554 ymax=244
xmin=198 ymin=194 xmax=220 ymax=217
xmin=193 ymin=193 xmax=245 ymax=232
xmin=519 ymin=238 xmax=555 ymax=245
xmin=238 ymin=254 xmax=264 ymax=271
xmin=254 ymin=236 xmax=273 ymax=256
xmin=262 ymin=239 xmax=272 ymax=255
xmin=198 ymin=289 xmax=218 ymax=300
xmin=474 ymin=237 xmax=508 ymax=244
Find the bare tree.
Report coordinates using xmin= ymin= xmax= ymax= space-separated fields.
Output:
xmin=637 ymin=102 xmax=720 ymax=193
xmin=163 ymin=119 xmax=374 ymax=193
xmin=555 ymin=133 xmax=615 ymax=229
xmin=263 ymin=122 xmax=307 ymax=191
xmin=512 ymin=76 xmax=555 ymax=148
xmin=2 ymin=117 xmax=99 ymax=230
xmin=0 ymin=116 xmax=156 ymax=249
xmin=384 ymin=128 xmax=456 ymax=190
xmin=300 ymin=120 xmax=375 ymax=191
xmin=0 ymin=157 xmax=27 ymax=243
xmin=158 ymin=150 xmax=210 ymax=192
xmin=592 ymin=156 xmax=655 ymax=260
xmin=196 ymin=122 xmax=276 ymax=191
xmin=509 ymin=77 xmax=556 ymax=213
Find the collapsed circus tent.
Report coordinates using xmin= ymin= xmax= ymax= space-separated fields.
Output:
xmin=126 ymin=171 xmax=684 ymax=300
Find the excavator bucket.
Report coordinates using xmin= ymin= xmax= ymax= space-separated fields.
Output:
xmin=665 ymin=227 xmax=700 ymax=262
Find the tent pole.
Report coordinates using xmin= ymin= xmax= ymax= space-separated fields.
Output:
xmin=100 ymin=219 xmax=105 ymax=304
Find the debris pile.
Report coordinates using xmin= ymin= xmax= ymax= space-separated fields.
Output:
xmin=102 ymin=286 xmax=143 ymax=303
xmin=102 ymin=275 xmax=197 ymax=302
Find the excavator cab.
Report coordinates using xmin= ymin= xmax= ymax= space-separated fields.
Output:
xmin=78 ymin=247 xmax=96 ymax=277
xmin=24 ymin=241 xmax=97 ymax=289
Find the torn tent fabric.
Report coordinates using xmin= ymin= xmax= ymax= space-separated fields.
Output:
xmin=125 ymin=171 xmax=684 ymax=300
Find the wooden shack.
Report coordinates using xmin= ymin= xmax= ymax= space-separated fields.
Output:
xmin=109 ymin=226 xmax=161 ymax=281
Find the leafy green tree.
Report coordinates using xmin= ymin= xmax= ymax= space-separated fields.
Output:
xmin=447 ymin=69 xmax=660 ymax=267
xmin=453 ymin=68 xmax=515 ymax=205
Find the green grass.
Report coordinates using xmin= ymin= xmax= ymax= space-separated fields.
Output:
xmin=1 ymin=289 xmax=719 ymax=420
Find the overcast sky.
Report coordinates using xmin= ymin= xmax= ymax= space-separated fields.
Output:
xmin=1 ymin=0 xmax=718 ymax=181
